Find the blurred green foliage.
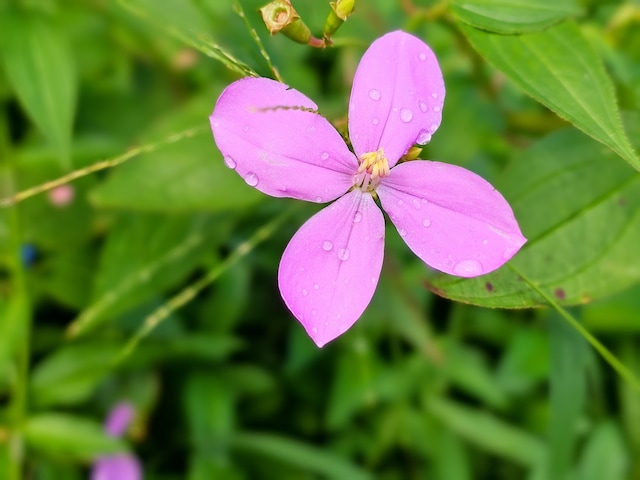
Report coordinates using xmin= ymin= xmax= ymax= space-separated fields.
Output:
xmin=1 ymin=0 xmax=640 ymax=479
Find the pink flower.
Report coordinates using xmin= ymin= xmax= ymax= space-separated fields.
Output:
xmin=211 ymin=31 xmax=526 ymax=347
xmin=91 ymin=403 xmax=142 ymax=480
xmin=47 ymin=184 xmax=75 ymax=207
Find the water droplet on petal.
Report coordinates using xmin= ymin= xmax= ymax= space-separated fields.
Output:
xmin=419 ymin=53 xmax=426 ymax=61
xmin=413 ymin=199 xmax=421 ymax=209
xmin=432 ymin=92 xmax=438 ymax=98
xmin=322 ymin=240 xmax=333 ymax=251
xmin=453 ymin=259 xmax=483 ymax=276
xmin=338 ymin=248 xmax=350 ymax=261
xmin=400 ymin=108 xmax=413 ymax=122
xmin=417 ymin=130 xmax=432 ymax=145
xmin=244 ymin=172 xmax=258 ymax=186
xmin=315 ymin=196 xmax=323 ymax=203
xmin=397 ymin=200 xmax=404 ymax=206
xmin=311 ymin=326 xmax=318 ymax=334
xmin=433 ymin=105 xmax=441 ymax=113
xmin=430 ymin=123 xmax=439 ymax=132
xmin=212 ymin=120 xmax=220 ymax=127
xmin=399 ymin=228 xmax=407 ymax=237
xmin=373 ymin=118 xmax=379 ymax=125
xmin=321 ymin=152 xmax=329 ymax=160
xmin=302 ymin=289 xmax=308 ymax=296
xmin=422 ymin=218 xmax=431 ymax=227
xmin=422 ymin=198 xmax=428 ymax=204
xmin=243 ymin=125 xmax=249 ymax=132
xmin=223 ymin=155 xmax=236 ymax=169
xmin=353 ymin=212 xmax=362 ymax=223
xmin=419 ymin=101 xmax=427 ymax=113
xmin=314 ymin=283 xmax=320 ymax=290
xmin=483 ymin=239 xmax=488 ymax=245
xmin=312 ymin=309 xmax=317 ymax=315
xmin=368 ymin=89 xmax=381 ymax=101
xmin=307 ymin=125 xmax=316 ymax=134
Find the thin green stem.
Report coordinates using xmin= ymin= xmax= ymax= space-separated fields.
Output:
xmin=112 ymin=206 xmax=296 ymax=365
xmin=0 ymin=124 xmax=207 ymax=207
xmin=509 ymin=263 xmax=640 ymax=394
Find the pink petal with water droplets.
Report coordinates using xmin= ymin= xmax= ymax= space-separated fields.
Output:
xmin=348 ymin=31 xmax=445 ymax=167
xmin=211 ymin=77 xmax=356 ymax=203
xmin=377 ymin=161 xmax=526 ymax=277
xmin=278 ymin=191 xmax=384 ymax=347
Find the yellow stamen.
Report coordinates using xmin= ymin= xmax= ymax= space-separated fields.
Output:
xmin=358 ymin=148 xmax=389 ymax=179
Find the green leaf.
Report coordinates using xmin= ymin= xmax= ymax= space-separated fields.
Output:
xmin=0 ymin=10 xmax=76 ymax=168
xmin=24 ymin=413 xmax=126 ymax=461
xmin=430 ymin=126 xmax=640 ymax=307
xmin=230 ymin=432 xmax=374 ymax=480
xmin=89 ymin=132 xmax=262 ymax=211
xmin=69 ymin=213 xmax=228 ymax=336
xmin=427 ymin=397 xmax=546 ymax=467
xmin=451 ymin=0 xmax=582 ymax=34
xmin=30 ymin=343 xmax=119 ymax=407
xmin=460 ymin=22 xmax=640 ymax=170
xmin=577 ymin=421 xmax=629 ymax=480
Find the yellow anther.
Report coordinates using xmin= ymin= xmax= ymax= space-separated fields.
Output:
xmin=358 ymin=148 xmax=389 ymax=179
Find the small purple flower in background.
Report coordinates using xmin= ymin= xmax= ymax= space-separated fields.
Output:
xmin=91 ymin=402 xmax=142 ymax=480
xmin=211 ymin=31 xmax=526 ymax=347
xmin=47 ymin=184 xmax=75 ymax=207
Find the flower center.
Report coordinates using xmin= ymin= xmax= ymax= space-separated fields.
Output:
xmin=354 ymin=148 xmax=389 ymax=191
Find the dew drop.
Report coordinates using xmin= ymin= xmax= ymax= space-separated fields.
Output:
xmin=315 ymin=196 xmax=323 ymax=203
xmin=482 ymin=239 xmax=488 ymax=245
xmin=302 ymin=289 xmax=308 ymax=296
xmin=412 ymin=199 xmax=421 ymax=209
xmin=417 ymin=130 xmax=432 ymax=145
xmin=243 ymin=125 xmax=249 ymax=132
xmin=422 ymin=218 xmax=431 ymax=227
xmin=433 ymin=105 xmax=441 ymax=113
xmin=399 ymin=228 xmax=407 ymax=237
xmin=307 ymin=125 xmax=316 ymax=135
xmin=321 ymin=152 xmax=329 ymax=160
xmin=422 ymin=198 xmax=428 ymax=204
xmin=312 ymin=309 xmax=317 ymax=316
xmin=311 ymin=326 xmax=318 ymax=334
xmin=223 ymin=155 xmax=236 ymax=169
xmin=244 ymin=172 xmax=258 ymax=186
xmin=373 ymin=117 xmax=380 ymax=125
xmin=419 ymin=101 xmax=427 ymax=113
xmin=322 ymin=240 xmax=333 ymax=251
xmin=400 ymin=108 xmax=413 ymax=122
xmin=314 ymin=283 xmax=320 ymax=290
xmin=432 ymin=92 xmax=438 ymax=99
xmin=429 ymin=123 xmax=439 ymax=132
xmin=397 ymin=200 xmax=404 ymax=206
xmin=453 ymin=259 xmax=483 ymax=276
xmin=368 ymin=89 xmax=381 ymax=101
xmin=353 ymin=211 xmax=362 ymax=223
xmin=419 ymin=53 xmax=426 ymax=61
xmin=338 ymin=248 xmax=350 ymax=261
xmin=503 ymin=246 xmax=519 ymax=260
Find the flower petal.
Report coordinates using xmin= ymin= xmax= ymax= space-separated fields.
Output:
xmin=377 ymin=161 xmax=526 ymax=277
xmin=348 ymin=31 xmax=445 ymax=167
xmin=211 ymin=77 xmax=357 ymax=203
xmin=104 ymin=403 xmax=134 ymax=437
xmin=278 ymin=190 xmax=385 ymax=347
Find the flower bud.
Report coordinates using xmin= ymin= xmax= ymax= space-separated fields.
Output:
xmin=323 ymin=0 xmax=355 ymax=39
xmin=259 ymin=0 xmax=311 ymax=44
xmin=401 ymin=146 xmax=423 ymax=162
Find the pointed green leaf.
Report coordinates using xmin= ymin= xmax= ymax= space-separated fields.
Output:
xmin=460 ymin=22 xmax=640 ymax=170
xmin=430 ymin=124 xmax=640 ymax=307
xmin=24 ymin=413 xmax=126 ymax=461
xmin=451 ymin=0 xmax=582 ymax=33
xmin=0 ymin=10 xmax=76 ymax=168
